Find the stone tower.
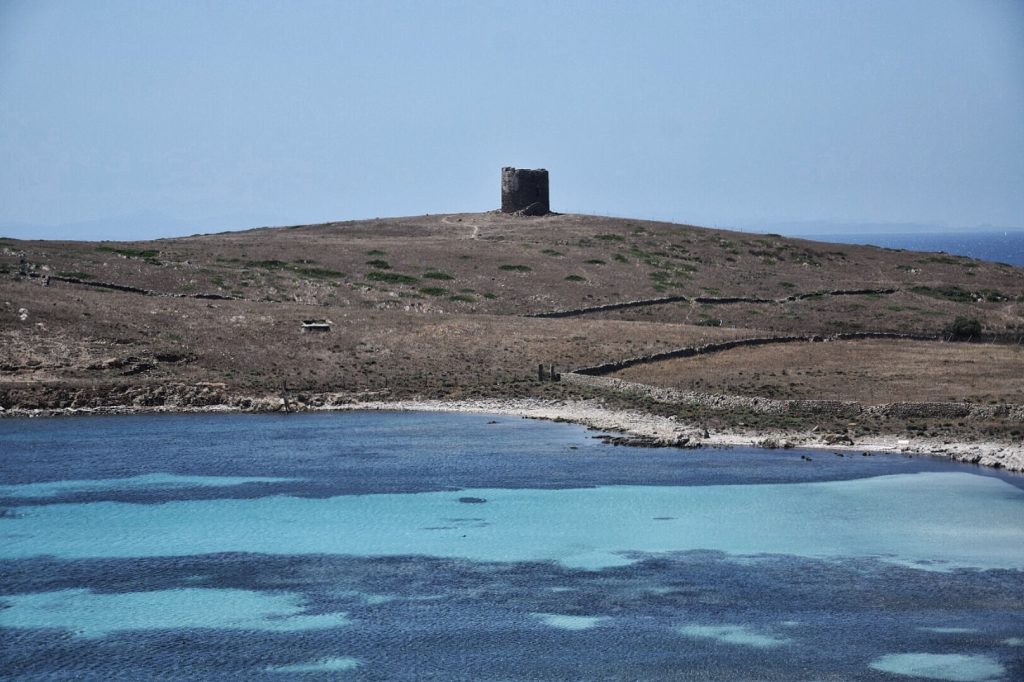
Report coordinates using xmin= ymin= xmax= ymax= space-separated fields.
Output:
xmin=500 ymin=167 xmax=549 ymax=215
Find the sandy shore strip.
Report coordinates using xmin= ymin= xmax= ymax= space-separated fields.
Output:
xmin=3 ymin=396 xmax=1021 ymax=472
xmin=336 ymin=398 xmax=1024 ymax=473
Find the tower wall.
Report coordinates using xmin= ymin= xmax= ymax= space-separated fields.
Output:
xmin=500 ymin=167 xmax=550 ymax=215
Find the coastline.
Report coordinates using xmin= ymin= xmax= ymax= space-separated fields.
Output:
xmin=4 ymin=396 xmax=1022 ymax=473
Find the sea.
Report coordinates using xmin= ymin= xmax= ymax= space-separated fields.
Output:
xmin=1 ymin=411 xmax=1023 ymax=680
xmin=798 ymin=230 xmax=1024 ymax=267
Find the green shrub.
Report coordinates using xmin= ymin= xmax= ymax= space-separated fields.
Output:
xmin=419 ymin=286 xmax=449 ymax=296
xmin=947 ymin=316 xmax=982 ymax=339
xmin=585 ymin=259 xmax=606 ymax=265
xmin=246 ymin=259 xmax=289 ymax=270
xmin=499 ymin=264 xmax=531 ymax=272
xmin=919 ymin=255 xmax=961 ymax=265
xmin=423 ymin=271 xmax=454 ymax=280
xmin=564 ymin=274 xmax=586 ymax=282
xmin=366 ymin=259 xmax=391 ymax=269
xmin=909 ymin=285 xmax=1014 ymax=303
xmin=367 ymin=271 xmax=418 ymax=284
xmin=596 ymin=234 xmax=624 ymax=242
xmin=541 ymin=249 xmax=563 ymax=256
xmin=293 ymin=266 xmax=345 ymax=279
xmin=97 ymin=246 xmax=160 ymax=259
xmin=448 ymin=294 xmax=475 ymax=302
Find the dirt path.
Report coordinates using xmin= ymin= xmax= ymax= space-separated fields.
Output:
xmin=441 ymin=215 xmax=480 ymax=239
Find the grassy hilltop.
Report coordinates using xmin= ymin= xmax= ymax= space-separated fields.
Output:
xmin=2 ymin=211 xmax=1023 ymax=446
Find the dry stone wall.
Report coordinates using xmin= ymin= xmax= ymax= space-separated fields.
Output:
xmin=571 ymin=332 xmax=941 ymax=376
xmin=25 ymin=272 xmax=235 ymax=300
xmin=527 ymin=288 xmax=900 ymax=319
xmin=562 ymin=373 xmax=1024 ymax=423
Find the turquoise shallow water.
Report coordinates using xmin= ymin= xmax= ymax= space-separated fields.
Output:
xmin=1 ymin=411 xmax=1022 ymax=680
xmin=3 ymin=472 xmax=1023 ymax=570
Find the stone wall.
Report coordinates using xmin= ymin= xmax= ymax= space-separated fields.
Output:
xmin=25 ymin=272 xmax=234 ymax=300
xmin=527 ymin=288 xmax=900 ymax=319
xmin=571 ymin=332 xmax=943 ymax=377
xmin=562 ymin=372 xmax=1024 ymax=423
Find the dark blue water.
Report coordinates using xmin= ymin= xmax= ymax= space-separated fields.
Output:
xmin=802 ymin=231 xmax=1024 ymax=267
xmin=2 ymin=412 xmax=1023 ymax=681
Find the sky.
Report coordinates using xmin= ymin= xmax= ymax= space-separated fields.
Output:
xmin=1 ymin=0 xmax=1022 ymax=241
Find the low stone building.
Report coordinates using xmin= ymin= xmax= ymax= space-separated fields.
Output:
xmin=301 ymin=319 xmax=331 ymax=333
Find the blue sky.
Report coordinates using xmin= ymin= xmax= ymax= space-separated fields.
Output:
xmin=1 ymin=0 xmax=1022 ymax=240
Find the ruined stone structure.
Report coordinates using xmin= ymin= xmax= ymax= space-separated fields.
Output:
xmin=501 ymin=167 xmax=549 ymax=215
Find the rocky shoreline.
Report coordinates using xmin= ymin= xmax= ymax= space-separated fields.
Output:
xmin=3 ymin=394 xmax=1021 ymax=473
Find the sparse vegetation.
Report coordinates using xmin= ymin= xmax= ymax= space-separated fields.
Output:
xmin=367 ymin=271 xmax=418 ymax=284
xmin=910 ymin=285 xmax=1016 ymax=303
xmin=292 ymin=266 xmax=345 ymax=279
xmin=919 ymin=255 xmax=962 ymax=265
xmin=3 ymin=210 xmax=1023 ymax=455
xmin=247 ymin=259 xmax=289 ymax=270
xmin=947 ymin=316 xmax=982 ymax=340
xmin=97 ymin=246 xmax=160 ymax=259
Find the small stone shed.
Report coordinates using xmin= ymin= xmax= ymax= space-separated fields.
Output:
xmin=301 ymin=319 xmax=331 ymax=333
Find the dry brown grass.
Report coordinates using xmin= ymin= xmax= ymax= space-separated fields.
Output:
xmin=613 ymin=339 xmax=1024 ymax=404
xmin=2 ymin=213 xmax=1023 ymax=412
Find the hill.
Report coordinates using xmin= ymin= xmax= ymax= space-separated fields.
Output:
xmin=2 ymin=212 xmax=1023 ymax=467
